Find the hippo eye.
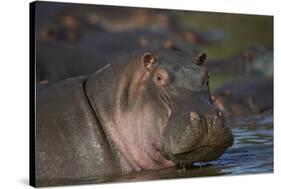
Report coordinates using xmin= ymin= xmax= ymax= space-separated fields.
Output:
xmin=154 ymin=69 xmax=170 ymax=87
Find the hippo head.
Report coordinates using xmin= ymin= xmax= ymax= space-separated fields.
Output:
xmin=212 ymin=90 xmax=255 ymax=116
xmin=212 ymin=76 xmax=273 ymax=116
xmin=85 ymin=50 xmax=234 ymax=172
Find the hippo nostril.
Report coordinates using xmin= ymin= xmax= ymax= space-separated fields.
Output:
xmin=190 ymin=111 xmax=200 ymax=122
xmin=215 ymin=110 xmax=223 ymax=118
xmin=212 ymin=110 xmax=226 ymax=129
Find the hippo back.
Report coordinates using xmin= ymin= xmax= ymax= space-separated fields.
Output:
xmin=35 ymin=76 xmax=122 ymax=185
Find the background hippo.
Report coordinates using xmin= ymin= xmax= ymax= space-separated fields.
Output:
xmin=208 ymin=46 xmax=272 ymax=76
xmin=35 ymin=1 xmax=225 ymax=45
xmin=34 ymin=1 xmax=228 ymax=85
xmin=212 ymin=75 xmax=273 ymax=116
xmin=36 ymin=29 xmax=197 ymax=84
xmin=36 ymin=50 xmax=233 ymax=186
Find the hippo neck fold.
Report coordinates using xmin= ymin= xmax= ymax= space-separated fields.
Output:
xmin=85 ymin=53 xmax=174 ymax=172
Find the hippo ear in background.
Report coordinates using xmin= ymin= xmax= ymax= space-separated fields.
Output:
xmin=196 ymin=52 xmax=207 ymax=65
xmin=142 ymin=52 xmax=158 ymax=72
xmin=222 ymin=90 xmax=232 ymax=96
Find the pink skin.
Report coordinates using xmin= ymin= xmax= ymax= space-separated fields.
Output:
xmin=212 ymin=95 xmax=225 ymax=112
xmin=93 ymin=54 xmax=174 ymax=172
xmin=108 ymin=55 xmax=174 ymax=171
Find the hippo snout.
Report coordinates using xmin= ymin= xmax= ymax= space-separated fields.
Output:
xmin=202 ymin=110 xmax=234 ymax=148
xmin=163 ymin=109 xmax=234 ymax=165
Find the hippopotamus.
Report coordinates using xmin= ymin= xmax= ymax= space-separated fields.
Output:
xmin=36 ymin=29 xmax=197 ymax=84
xmin=58 ymin=4 xmax=225 ymax=45
xmin=35 ymin=50 xmax=234 ymax=186
xmin=36 ymin=41 xmax=105 ymax=83
xmin=35 ymin=1 xmax=105 ymax=43
xmin=78 ymin=29 xmax=196 ymax=54
xmin=212 ymin=75 xmax=273 ymax=116
xmin=55 ymin=4 xmax=171 ymax=32
xmin=208 ymin=46 xmax=271 ymax=76
xmin=34 ymin=1 xmax=225 ymax=46
xmin=34 ymin=1 xmax=172 ymax=42
xmin=37 ymin=10 xmax=107 ymax=43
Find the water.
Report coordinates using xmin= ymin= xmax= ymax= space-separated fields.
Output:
xmin=106 ymin=113 xmax=273 ymax=183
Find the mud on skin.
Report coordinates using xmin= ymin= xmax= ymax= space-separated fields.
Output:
xmin=36 ymin=50 xmax=233 ymax=186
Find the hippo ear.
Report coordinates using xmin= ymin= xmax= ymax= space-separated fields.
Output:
xmin=142 ymin=52 xmax=158 ymax=71
xmin=196 ymin=52 xmax=207 ymax=65
xmin=222 ymin=90 xmax=232 ymax=96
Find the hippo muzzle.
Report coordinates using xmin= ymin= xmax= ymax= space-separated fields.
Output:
xmin=161 ymin=90 xmax=234 ymax=166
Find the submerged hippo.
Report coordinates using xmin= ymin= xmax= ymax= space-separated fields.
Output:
xmin=36 ymin=50 xmax=233 ymax=186
xmin=213 ymin=75 xmax=273 ymax=116
xmin=208 ymin=46 xmax=271 ymax=76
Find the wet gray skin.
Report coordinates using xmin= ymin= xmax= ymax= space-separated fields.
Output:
xmin=36 ymin=50 xmax=233 ymax=186
xmin=213 ymin=75 xmax=273 ymax=116
xmin=162 ymin=91 xmax=233 ymax=167
xmin=155 ymin=55 xmax=234 ymax=167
